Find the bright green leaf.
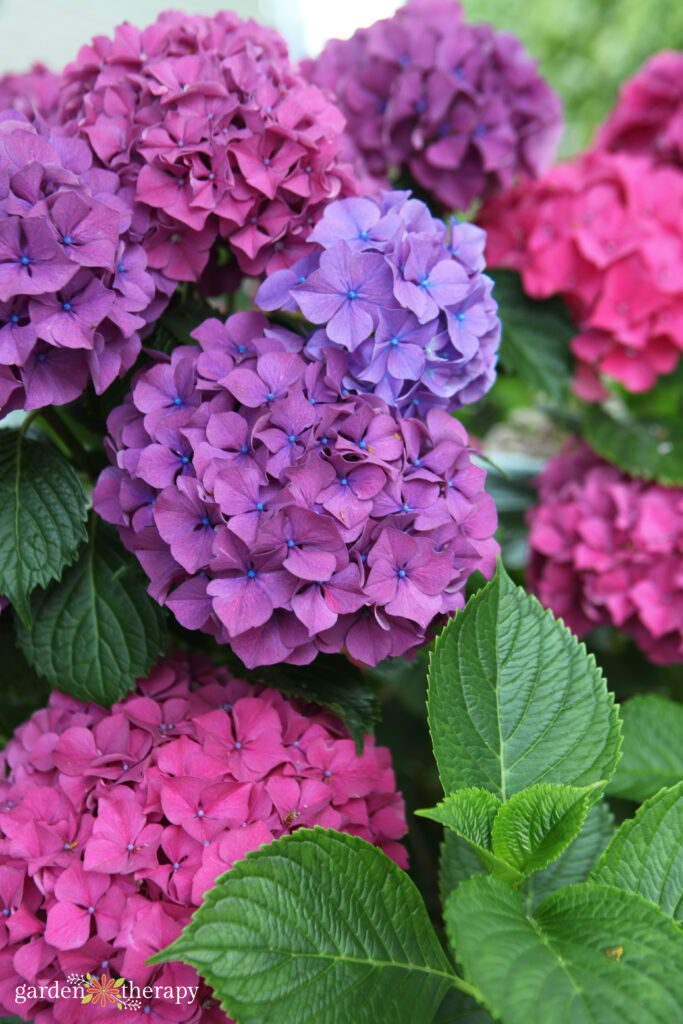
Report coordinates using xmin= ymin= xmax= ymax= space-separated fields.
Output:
xmin=150 ymin=828 xmax=458 ymax=1024
xmin=0 ymin=430 xmax=87 ymax=626
xmin=491 ymin=783 xmax=598 ymax=878
xmin=17 ymin=517 xmax=165 ymax=706
xmin=523 ymin=800 xmax=615 ymax=911
xmin=428 ymin=563 xmax=621 ymax=799
xmin=592 ymin=784 xmax=683 ymax=920
xmin=446 ymin=877 xmax=683 ymax=1024
xmin=582 ymin=407 xmax=683 ymax=487
xmin=489 ymin=268 xmax=574 ymax=404
xmin=419 ymin=790 xmax=521 ymax=883
xmin=607 ymin=695 xmax=683 ymax=802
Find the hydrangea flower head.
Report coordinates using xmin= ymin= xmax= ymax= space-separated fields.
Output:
xmin=256 ymin=192 xmax=501 ymax=414
xmin=0 ymin=112 xmax=156 ymax=414
xmin=94 ymin=310 xmax=498 ymax=667
xmin=527 ymin=441 xmax=683 ymax=665
xmin=479 ymin=149 xmax=683 ymax=397
xmin=57 ymin=10 xmax=357 ymax=289
xmin=598 ymin=50 xmax=683 ymax=167
xmin=0 ymin=64 xmax=60 ymax=124
xmin=0 ymin=652 xmax=407 ymax=1023
xmin=301 ymin=0 xmax=562 ymax=212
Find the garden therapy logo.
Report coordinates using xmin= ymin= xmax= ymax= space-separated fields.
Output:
xmin=67 ymin=973 xmax=141 ymax=1010
xmin=14 ymin=974 xmax=199 ymax=1011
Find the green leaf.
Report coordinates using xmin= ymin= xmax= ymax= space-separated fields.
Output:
xmin=607 ymin=695 xmax=683 ymax=802
xmin=491 ymin=783 xmax=597 ymax=878
xmin=592 ymin=784 xmax=683 ymax=920
xmin=247 ymin=654 xmax=380 ymax=753
xmin=489 ymin=268 xmax=574 ymax=404
xmin=0 ymin=618 xmax=49 ymax=745
xmin=446 ymin=877 xmax=683 ymax=1024
xmin=0 ymin=430 xmax=87 ymax=626
xmin=582 ymin=407 xmax=683 ymax=486
xmin=150 ymin=828 xmax=457 ymax=1024
xmin=435 ymin=988 xmax=495 ymax=1024
xmin=523 ymin=800 xmax=615 ymax=911
xmin=428 ymin=563 xmax=621 ymax=799
xmin=439 ymin=832 xmax=486 ymax=906
xmin=419 ymin=789 xmax=521 ymax=883
xmin=16 ymin=517 xmax=165 ymax=706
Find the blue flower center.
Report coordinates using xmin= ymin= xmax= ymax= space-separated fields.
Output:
xmin=20 ymin=256 xmax=29 ymax=265
xmin=390 ymin=337 xmax=399 ymax=346
xmin=202 ymin=516 xmax=209 ymax=526
xmin=238 ymin=344 xmax=245 ymax=352
xmin=37 ymin=353 xmax=45 ymax=362
xmin=413 ymin=458 xmax=421 ymax=467
xmin=402 ymin=504 xmax=411 ymax=511
xmin=173 ymin=397 xmax=182 ymax=405
xmin=287 ymin=539 xmax=295 ymax=548
xmin=247 ymin=569 xmax=256 ymax=578
xmin=321 ymin=436 xmax=328 ymax=444
xmin=420 ymin=278 xmax=429 ymax=287
xmin=398 ymin=568 xmax=407 ymax=578
xmin=457 ymin=312 xmax=466 ymax=321
xmin=172 ymin=862 xmax=180 ymax=871
xmin=62 ymin=302 xmax=72 ymax=311
xmin=263 ymin=157 xmax=271 ymax=166
xmin=298 ymin=276 xmax=306 ymax=283
xmin=181 ymin=455 xmax=189 ymax=464
xmin=127 ymin=843 xmax=134 ymax=851
xmin=10 ymin=314 xmax=18 ymax=323
xmin=359 ymin=439 xmax=366 ymax=448
xmin=288 ymin=434 xmax=296 ymax=442
xmin=241 ymin=444 xmax=248 ymax=453
xmin=63 ymin=236 xmax=72 ymax=245
xmin=234 ymin=741 xmax=243 ymax=750
xmin=340 ymin=477 xmax=348 ymax=486
xmin=360 ymin=230 xmax=368 ymax=239
xmin=88 ymin=906 xmax=95 ymax=915
xmin=347 ymin=290 xmax=356 ymax=299
xmin=118 ymin=263 xmax=125 ymax=272
xmin=256 ymin=502 xmax=264 ymax=511
xmin=267 ymin=391 xmax=275 ymax=400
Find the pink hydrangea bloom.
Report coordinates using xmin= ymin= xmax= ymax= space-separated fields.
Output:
xmin=0 ymin=653 xmax=407 ymax=1024
xmin=0 ymin=112 xmax=158 ymax=414
xmin=301 ymin=0 xmax=562 ymax=212
xmin=597 ymin=50 xmax=683 ymax=167
xmin=479 ymin=149 xmax=683 ymax=396
xmin=56 ymin=10 xmax=357 ymax=291
xmin=0 ymin=64 xmax=60 ymax=124
xmin=93 ymin=311 xmax=498 ymax=667
xmin=527 ymin=441 xmax=683 ymax=665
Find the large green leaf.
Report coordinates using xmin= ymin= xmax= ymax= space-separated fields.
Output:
xmin=489 ymin=268 xmax=574 ymax=404
xmin=0 ymin=430 xmax=87 ymax=626
xmin=582 ymin=407 xmax=683 ymax=487
xmin=150 ymin=828 xmax=458 ymax=1024
xmin=17 ymin=517 xmax=165 ymax=706
xmin=523 ymin=800 xmax=615 ymax=911
xmin=607 ymin=695 xmax=683 ymax=802
xmin=428 ymin=564 xmax=621 ymax=799
xmin=592 ymin=784 xmax=683 ymax=920
xmin=446 ymin=877 xmax=683 ymax=1024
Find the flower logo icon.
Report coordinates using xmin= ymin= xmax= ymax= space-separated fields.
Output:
xmin=66 ymin=973 xmax=140 ymax=1011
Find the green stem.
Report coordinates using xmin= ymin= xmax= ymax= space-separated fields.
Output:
xmin=37 ymin=407 xmax=99 ymax=480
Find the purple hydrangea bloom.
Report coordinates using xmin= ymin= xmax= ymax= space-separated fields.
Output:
xmin=0 ymin=113 xmax=157 ymax=414
xmin=56 ymin=10 xmax=358 ymax=292
xmin=94 ymin=310 xmax=499 ymax=668
xmin=257 ymin=192 xmax=501 ymax=414
xmin=301 ymin=0 xmax=563 ymax=212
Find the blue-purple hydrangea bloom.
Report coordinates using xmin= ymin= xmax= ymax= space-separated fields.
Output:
xmin=94 ymin=311 xmax=499 ymax=668
xmin=256 ymin=192 xmax=501 ymax=415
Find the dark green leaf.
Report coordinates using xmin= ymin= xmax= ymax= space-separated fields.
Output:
xmin=446 ymin=877 xmax=683 ymax=1024
xmin=607 ymin=695 xmax=683 ymax=802
xmin=0 ymin=430 xmax=87 ymax=626
xmin=582 ymin=407 xmax=683 ymax=486
xmin=439 ymin=832 xmax=486 ymax=907
xmin=435 ymin=988 xmax=495 ymax=1024
xmin=592 ymin=784 xmax=683 ymax=920
xmin=490 ymin=268 xmax=574 ymax=404
xmin=150 ymin=828 xmax=458 ymax=1024
xmin=428 ymin=563 xmax=621 ymax=799
xmin=16 ymin=517 xmax=165 ymax=706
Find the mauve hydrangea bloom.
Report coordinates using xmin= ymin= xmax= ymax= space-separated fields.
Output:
xmin=56 ymin=10 xmax=357 ymax=289
xmin=0 ymin=653 xmax=407 ymax=1024
xmin=527 ymin=442 xmax=683 ymax=665
xmin=93 ymin=311 xmax=498 ymax=667
xmin=479 ymin=149 xmax=683 ymax=398
xmin=0 ymin=112 xmax=157 ymax=414
xmin=0 ymin=64 xmax=60 ymax=125
xmin=598 ymin=50 xmax=683 ymax=167
xmin=257 ymin=192 xmax=500 ymax=414
xmin=301 ymin=0 xmax=562 ymax=213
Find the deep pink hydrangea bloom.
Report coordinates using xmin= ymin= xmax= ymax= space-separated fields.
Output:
xmin=56 ymin=10 xmax=357 ymax=290
xmin=598 ymin=50 xmax=683 ymax=167
xmin=301 ymin=0 xmax=562 ymax=212
xmin=527 ymin=442 xmax=683 ymax=665
xmin=0 ymin=112 xmax=157 ymax=414
xmin=0 ymin=64 xmax=60 ymax=125
xmin=0 ymin=652 xmax=407 ymax=1023
xmin=479 ymin=149 xmax=683 ymax=397
xmin=93 ymin=311 xmax=498 ymax=667
xmin=256 ymin=192 xmax=500 ymax=414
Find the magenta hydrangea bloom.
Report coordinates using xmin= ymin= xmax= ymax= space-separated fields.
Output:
xmin=527 ymin=442 xmax=683 ymax=666
xmin=0 ymin=112 xmax=158 ymax=414
xmin=56 ymin=10 xmax=357 ymax=290
xmin=256 ymin=192 xmax=500 ymax=414
xmin=94 ymin=311 xmax=498 ymax=667
xmin=0 ymin=653 xmax=407 ymax=1023
xmin=479 ymin=149 xmax=683 ymax=398
xmin=0 ymin=64 xmax=60 ymax=125
xmin=598 ymin=50 xmax=683 ymax=167
xmin=301 ymin=0 xmax=562 ymax=212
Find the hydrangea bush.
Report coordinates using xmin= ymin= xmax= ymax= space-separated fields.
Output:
xmin=0 ymin=6 xmax=681 ymax=1024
